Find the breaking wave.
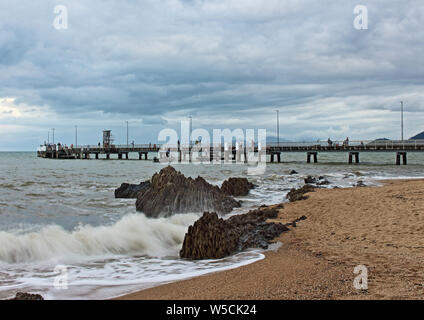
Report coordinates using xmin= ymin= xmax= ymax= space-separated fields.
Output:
xmin=0 ymin=213 xmax=199 ymax=264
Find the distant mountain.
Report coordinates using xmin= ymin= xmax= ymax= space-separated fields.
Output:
xmin=409 ymin=131 xmax=424 ymax=140
xmin=266 ymin=136 xmax=291 ymax=143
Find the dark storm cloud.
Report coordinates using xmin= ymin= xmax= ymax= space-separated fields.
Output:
xmin=1 ymin=0 xmax=424 ymax=150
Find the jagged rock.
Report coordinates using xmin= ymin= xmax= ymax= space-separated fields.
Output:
xmin=220 ymin=177 xmax=255 ymax=197
xmin=355 ymin=180 xmax=366 ymax=187
xmin=115 ymin=181 xmax=151 ymax=198
xmin=180 ymin=207 xmax=289 ymax=260
xmin=284 ymin=215 xmax=307 ymax=228
xmin=11 ymin=292 xmax=44 ymax=300
xmin=180 ymin=212 xmax=238 ymax=259
xmin=274 ymin=203 xmax=285 ymax=209
xmin=317 ymin=179 xmax=330 ymax=186
xmin=135 ymin=166 xmax=241 ymax=217
xmin=289 ymin=170 xmax=298 ymax=175
xmin=286 ymin=185 xmax=315 ymax=202
xmin=304 ymin=175 xmax=317 ymax=184
xmin=304 ymin=175 xmax=330 ymax=186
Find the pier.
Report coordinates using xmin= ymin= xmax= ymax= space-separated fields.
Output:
xmin=37 ymin=140 xmax=424 ymax=165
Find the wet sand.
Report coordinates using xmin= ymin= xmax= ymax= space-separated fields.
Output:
xmin=116 ymin=179 xmax=424 ymax=300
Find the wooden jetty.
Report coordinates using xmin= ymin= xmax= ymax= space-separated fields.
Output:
xmin=37 ymin=140 xmax=424 ymax=165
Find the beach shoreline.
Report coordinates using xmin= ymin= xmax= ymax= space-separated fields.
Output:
xmin=115 ymin=178 xmax=424 ymax=300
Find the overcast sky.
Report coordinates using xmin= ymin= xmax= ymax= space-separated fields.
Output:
xmin=1 ymin=0 xmax=423 ymax=150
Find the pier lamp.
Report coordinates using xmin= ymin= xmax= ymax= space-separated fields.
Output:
xmin=126 ymin=121 xmax=129 ymax=147
xmin=400 ymin=101 xmax=404 ymax=141
xmin=276 ymin=110 xmax=280 ymax=146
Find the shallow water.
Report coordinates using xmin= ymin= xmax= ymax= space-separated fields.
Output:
xmin=0 ymin=151 xmax=423 ymax=299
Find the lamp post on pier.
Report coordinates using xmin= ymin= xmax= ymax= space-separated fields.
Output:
xmin=400 ymin=101 xmax=404 ymax=141
xmin=126 ymin=121 xmax=129 ymax=147
xmin=189 ymin=115 xmax=193 ymax=146
xmin=75 ymin=125 xmax=78 ymax=148
xmin=276 ymin=110 xmax=280 ymax=146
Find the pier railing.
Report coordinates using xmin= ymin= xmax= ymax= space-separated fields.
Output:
xmin=39 ymin=140 xmax=424 ymax=152
xmin=267 ymin=140 xmax=424 ymax=150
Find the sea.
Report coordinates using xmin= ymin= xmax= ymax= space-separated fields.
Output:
xmin=1 ymin=151 xmax=424 ymax=299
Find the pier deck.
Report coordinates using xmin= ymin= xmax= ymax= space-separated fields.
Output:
xmin=37 ymin=140 xmax=424 ymax=165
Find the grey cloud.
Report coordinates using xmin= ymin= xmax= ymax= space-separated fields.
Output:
xmin=1 ymin=0 xmax=424 ymax=150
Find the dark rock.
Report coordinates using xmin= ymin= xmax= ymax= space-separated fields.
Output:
xmin=317 ymin=179 xmax=330 ymax=186
xmin=289 ymin=170 xmax=298 ymax=175
xmin=180 ymin=212 xmax=239 ymax=259
xmin=304 ymin=175 xmax=317 ymax=184
xmin=284 ymin=215 xmax=307 ymax=227
xmin=286 ymin=185 xmax=315 ymax=202
xmin=11 ymin=292 xmax=44 ymax=300
xmin=135 ymin=166 xmax=241 ymax=217
xmin=355 ymin=180 xmax=366 ymax=187
xmin=274 ymin=203 xmax=285 ymax=209
xmin=304 ymin=175 xmax=330 ymax=186
xmin=220 ymin=177 xmax=254 ymax=197
xmin=115 ymin=181 xmax=151 ymax=198
xmin=180 ymin=207 xmax=289 ymax=260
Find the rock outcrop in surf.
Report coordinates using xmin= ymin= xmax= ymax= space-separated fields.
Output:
xmin=115 ymin=181 xmax=151 ymax=198
xmin=286 ymin=184 xmax=315 ymax=202
xmin=220 ymin=177 xmax=255 ymax=197
xmin=135 ymin=166 xmax=242 ymax=218
xmin=304 ymin=175 xmax=330 ymax=186
xmin=10 ymin=292 xmax=44 ymax=300
xmin=180 ymin=206 xmax=290 ymax=260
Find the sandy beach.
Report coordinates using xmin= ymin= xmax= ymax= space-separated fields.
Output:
xmin=117 ymin=179 xmax=424 ymax=300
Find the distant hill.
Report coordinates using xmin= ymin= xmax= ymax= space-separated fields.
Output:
xmin=266 ymin=136 xmax=291 ymax=143
xmin=366 ymin=138 xmax=391 ymax=146
xmin=409 ymin=131 xmax=424 ymax=140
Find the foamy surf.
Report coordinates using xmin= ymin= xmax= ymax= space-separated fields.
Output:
xmin=0 ymin=213 xmax=199 ymax=264
xmin=0 ymin=210 xmax=269 ymax=300
xmin=0 ymin=250 xmax=265 ymax=300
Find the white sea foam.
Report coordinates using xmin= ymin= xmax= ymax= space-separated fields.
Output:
xmin=370 ymin=175 xmax=424 ymax=180
xmin=0 ymin=213 xmax=199 ymax=264
xmin=0 ymin=250 xmax=265 ymax=300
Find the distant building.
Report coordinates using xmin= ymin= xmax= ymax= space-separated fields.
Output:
xmin=103 ymin=130 xmax=114 ymax=148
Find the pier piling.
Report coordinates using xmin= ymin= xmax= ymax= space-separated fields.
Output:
xmin=396 ymin=152 xmax=407 ymax=165
xmin=307 ymin=152 xmax=318 ymax=163
xmin=348 ymin=152 xmax=360 ymax=164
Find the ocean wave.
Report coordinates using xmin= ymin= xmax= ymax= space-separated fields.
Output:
xmin=0 ymin=184 xmax=21 ymax=191
xmin=0 ymin=213 xmax=199 ymax=264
